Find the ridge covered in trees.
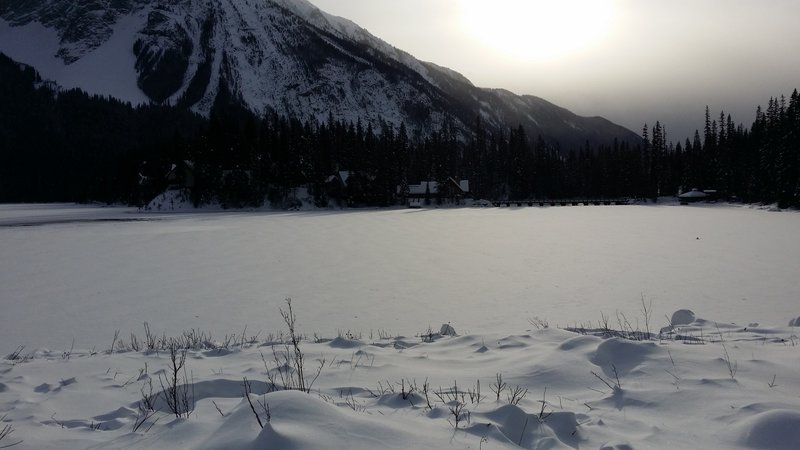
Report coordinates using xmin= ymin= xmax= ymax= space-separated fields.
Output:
xmin=1 ymin=53 xmax=798 ymax=208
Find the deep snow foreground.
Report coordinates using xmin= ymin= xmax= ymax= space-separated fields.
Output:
xmin=1 ymin=203 xmax=799 ymax=350
xmin=1 ymin=315 xmax=799 ymax=449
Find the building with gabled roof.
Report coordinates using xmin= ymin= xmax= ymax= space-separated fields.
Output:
xmin=406 ymin=177 xmax=470 ymax=207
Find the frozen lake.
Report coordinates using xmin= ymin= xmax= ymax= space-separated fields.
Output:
xmin=1 ymin=203 xmax=798 ymax=350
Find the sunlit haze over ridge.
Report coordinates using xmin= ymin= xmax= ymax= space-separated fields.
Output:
xmin=310 ymin=0 xmax=800 ymax=142
xmin=461 ymin=0 xmax=616 ymax=61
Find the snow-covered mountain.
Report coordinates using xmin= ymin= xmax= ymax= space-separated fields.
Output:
xmin=0 ymin=0 xmax=638 ymax=146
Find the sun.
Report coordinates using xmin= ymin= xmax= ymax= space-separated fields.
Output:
xmin=460 ymin=0 xmax=616 ymax=61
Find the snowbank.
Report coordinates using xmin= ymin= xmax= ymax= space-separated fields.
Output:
xmin=1 ymin=316 xmax=798 ymax=449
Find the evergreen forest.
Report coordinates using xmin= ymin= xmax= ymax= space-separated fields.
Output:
xmin=1 ymin=53 xmax=798 ymax=208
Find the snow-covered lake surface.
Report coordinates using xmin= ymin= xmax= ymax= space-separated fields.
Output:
xmin=2 ymin=203 xmax=799 ymax=449
xmin=1 ymin=203 xmax=798 ymax=349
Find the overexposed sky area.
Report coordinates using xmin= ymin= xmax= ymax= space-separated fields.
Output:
xmin=310 ymin=0 xmax=800 ymax=141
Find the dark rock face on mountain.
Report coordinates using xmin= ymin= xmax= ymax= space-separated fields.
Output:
xmin=0 ymin=0 xmax=639 ymax=147
xmin=0 ymin=0 xmax=139 ymax=63
xmin=133 ymin=9 xmax=194 ymax=103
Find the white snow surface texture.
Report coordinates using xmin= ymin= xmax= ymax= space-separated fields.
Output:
xmin=1 ymin=204 xmax=800 ymax=448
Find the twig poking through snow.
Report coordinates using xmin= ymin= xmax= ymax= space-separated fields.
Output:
xmin=716 ymin=326 xmax=738 ymax=381
xmin=212 ymin=400 xmax=225 ymax=417
xmin=0 ymin=415 xmax=23 ymax=448
xmin=242 ymin=377 xmax=264 ymax=428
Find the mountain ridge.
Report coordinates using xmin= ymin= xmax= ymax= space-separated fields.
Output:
xmin=0 ymin=0 xmax=639 ymax=148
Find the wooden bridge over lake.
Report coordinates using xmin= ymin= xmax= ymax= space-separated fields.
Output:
xmin=490 ymin=199 xmax=631 ymax=207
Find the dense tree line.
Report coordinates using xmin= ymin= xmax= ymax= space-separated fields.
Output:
xmin=0 ymin=53 xmax=205 ymax=204
xmin=634 ymin=93 xmax=800 ymax=207
xmin=1 ymin=53 xmax=797 ymax=207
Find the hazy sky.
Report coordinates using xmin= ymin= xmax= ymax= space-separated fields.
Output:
xmin=309 ymin=0 xmax=799 ymax=142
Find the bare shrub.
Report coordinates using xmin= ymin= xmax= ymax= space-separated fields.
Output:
xmin=536 ymin=388 xmax=553 ymax=423
xmin=640 ymin=294 xmax=653 ymax=339
xmin=108 ymin=330 xmax=120 ymax=355
xmin=448 ymin=401 xmax=469 ymax=430
xmin=157 ymin=344 xmax=194 ymax=418
xmin=491 ymin=373 xmax=507 ymax=402
xmin=768 ymin=374 xmax=778 ymax=388
xmin=420 ymin=325 xmax=436 ymax=343
xmin=528 ymin=317 xmax=550 ymax=330
xmin=421 ymin=378 xmax=434 ymax=410
xmin=507 ymin=385 xmax=528 ymax=405
xmin=61 ymin=339 xmax=75 ymax=360
xmin=143 ymin=322 xmax=157 ymax=350
xmin=5 ymin=346 xmax=25 ymax=362
xmin=567 ymin=298 xmax=657 ymax=341
xmin=591 ymin=364 xmax=622 ymax=391
xmin=376 ymin=329 xmax=393 ymax=340
xmin=5 ymin=346 xmax=30 ymax=366
xmin=467 ymin=380 xmax=483 ymax=404
xmin=261 ymin=299 xmax=324 ymax=393
xmin=129 ymin=333 xmax=141 ymax=352
xmin=399 ymin=378 xmax=416 ymax=403
xmin=434 ymin=381 xmax=463 ymax=404
xmin=342 ymin=389 xmax=366 ymax=412
xmin=132 ymin=396 xmax=159 ymax=432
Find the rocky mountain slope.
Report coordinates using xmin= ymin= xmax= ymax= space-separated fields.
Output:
xmin=0 ymin=0 xmax=639 ymax=147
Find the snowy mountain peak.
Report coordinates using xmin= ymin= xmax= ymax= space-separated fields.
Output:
xmin=0 ymin=0 xmax=638 ymax=146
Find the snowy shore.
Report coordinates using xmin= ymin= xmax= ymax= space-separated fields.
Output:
xmin=2 ymin=313 xmax=799 ymax=449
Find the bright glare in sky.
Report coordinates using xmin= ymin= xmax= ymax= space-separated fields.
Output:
xmin=460 ymin=0 xmax=616 ymax=61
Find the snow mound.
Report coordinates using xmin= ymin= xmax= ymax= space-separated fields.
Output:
xmin=591 ymin=338 xmax=660 ymax=376
xmin=661 ymin=309 xmax=698 ymax=333
xmin=599 ymin=442 xmax=634 ymax=450
xmin=733 ymin=409 xmax=800 ymax=449
xmin=477 ymin=405 xmax=578 ymax=449
xmin=144 ymin=189 xmax=195 ymax=211
xmin=249 ymin=390 xmax=441 ymax=449
xmin=327 ymin=337 xmax=363 ymax=349
xmin=439 ymin=323 xmax=457 ymax=336
xmin=557 ymin=334 xmax=602 ymax=351
xmin=670 ymin=309 xmax=696 ymax=326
